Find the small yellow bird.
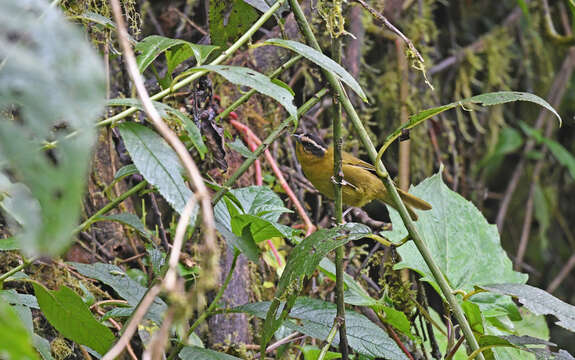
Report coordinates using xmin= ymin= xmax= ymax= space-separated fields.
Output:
xmin=294 ymin=132 xmax=431 ymax=220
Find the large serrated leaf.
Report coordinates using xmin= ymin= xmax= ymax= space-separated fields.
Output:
xmin=388 ymin=171 xmax=527 ymax=306
xmin=0 ymin=0 xmax=105 ymax=256
xmin=0 ymin=298 xmax=39 ymax=360
xmin=118 ymin=123 xmax=194 ymax=215
xmin=193 ymin=65 xmax=298 ymax=122
xmin=32 ymin=284 xmax=115 ymax=355
xmin=237 ymin=298 xmax=408 ymax=360
xmin=263 ymin=39 xmax=368 ymax=102
xmin=70 ymin=262 xmax=167 ymax=324
xmin=480 ymin=284 xmax=575 ymax=333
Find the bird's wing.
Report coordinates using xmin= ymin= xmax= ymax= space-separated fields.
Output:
xmin=342 ymin=152 xmax=376 ymax=173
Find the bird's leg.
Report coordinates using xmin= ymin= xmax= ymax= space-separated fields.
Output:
xmin=330 ymin=176 xmax=358 ymax=190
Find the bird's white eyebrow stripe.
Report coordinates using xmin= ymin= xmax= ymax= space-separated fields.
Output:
xmin=301 ymin=135 xmax=327 ymax=152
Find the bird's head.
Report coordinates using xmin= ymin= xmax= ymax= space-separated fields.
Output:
xmin=293 ymin=132 xmax=328 ymax=161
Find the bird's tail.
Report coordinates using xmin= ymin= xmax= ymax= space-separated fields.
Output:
xmin=379 ymin=187 xmax=432 ymax=221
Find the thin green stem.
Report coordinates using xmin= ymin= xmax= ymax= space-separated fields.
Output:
xmin=75 ymin=180 xmax=147 ymax=232
xmin=215 ymin=54 xmax=303 ymax=122
xmin=287 ymin=1 xmax=484 ymax=358
xmin=212 ymin=88 xmax=329 ymax=204
xmin=331 ymin=30 xmax=349 ymax=360
xmin=0 ymin=256 xmax=36 ymax=284
xmin=98 ymin=0 xmax=287 ymax=127
xmin=167 ymin=251 xmax=240 ymax=360
xmin=317 ymin=317 xmax=342 ymax=360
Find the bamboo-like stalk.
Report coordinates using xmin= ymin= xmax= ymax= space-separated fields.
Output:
xmin=331 ymin=30 xmax=349 ymax=359
xmin=287 ymin=1 xmax=484 ymax=358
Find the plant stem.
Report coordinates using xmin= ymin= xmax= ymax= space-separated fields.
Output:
xmin=75 ymin=180 xmax=147 ymax=232
xmin=212 ymin=88 xmax=329 ymax=204
xmin=215 ymin=55 xmax=303 ymax=123
xmin=167 ymin=251 xmax=240 ymax=360
xmin=287 ymin=1 xmax=484 ymax=358
xmin=318 ymin=317 xmax=342 ymax=360
xmin=98 ymin=0 xmax=287 ymax=127
xmin=331 ymin=31 xmax=349 ymax=360
xmin=0 ymin=256 xmax=35 ymax=284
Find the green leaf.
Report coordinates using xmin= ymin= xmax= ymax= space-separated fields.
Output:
xmin=227 ymin=138 xmax=254 ymax=158
xmin=478 ymin=334 xmax=573 ymax=359
xmin=0 ymin=290 xmax=39 ymax=309
xmin=301 ymin=345 xmax=341 ymax=360
xmin=209 ymin=0 xmax=258 ymax=48
xmin=479 ymin=283 xmax=575 ymax=332
xmin=263 ymin=39 xmax=368 ymax=102
xmin=113 ymin=164 xmax=139 ymax=182
xmin=382 ymin=91 xmax=561 ymax=156
xmin=94 ymin=213 xmax=152 ymax=240
xmin=237 ymin=297 xmax=408 ymax=360
xmin=0 ymin=237 xmax=19 ymax=251
xmin=0 ymin=298 xmax=39 ymax=360
xmin=389 ymin=171 xmax=527 ymax=305
xmin=193 ymin=65 xmax=298 ymax=122
xmin=118 ymin=123 xmax=195 ymax=215
xmin=462 ymin=300 xmax=485 ymax=334
xmin=0 ymin=0 xmax=105 ymax=256
xmin=135 ymin=35 xmax=218 ymax=73
xmin=32 ymin=284 xmax=115 ymax=355
xmin=179 ymin=347 xmax=242 ymax=359
xmin=70 ymin=262 xmax=167 ymax=324
xmin=108 ymin=98 xmax=207 ymax=157
xmin=318 ymin=258 xmax=378 ymax=307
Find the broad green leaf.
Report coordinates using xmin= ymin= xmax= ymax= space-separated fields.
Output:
xmin=0 ymin=0 xmax=105 ymax=256
xmin=478 ymin=335 xmax=572 ymax=359
xmin=32 ymin=284 xmax=114 ymax=355
xmin=0 ymin=298 xmax=38 ymax=360
xmin=263 ymin=39 xmax=368 ymax=102
xmin=209 ymin=0 xmax=258 ymax=47
xmin=193 ymin=65 xmax=298 ymax=122
xmin=135 ymin=35 xmax=218 ymax=73
xmin=70 ymin=262 xmax=167 ymax=324
xmin=179 ymin=346 xmax=241 ymax=359
xmin=118 ymin=123 xmax=195 ymax=215
xmin=237 ymin=297 xmax=408 ymax=360
xmin=10 ymin=303 xmax=54 ymax=360
xmin=0 ymin=290 xmax=39 ymax=309
xmin=389 ymin=171 xmax=527 ymax=305
xmin=242 ymin=0 xmax=271 ymax=12
xmin=94 ymin=213 xmax=152 ymax=240
xmin=462 ymin=300 xmax=484 ymax=334
xmin=381 ymin=92 xmax=561 ymax=156
xmin=108 ymin=98 xmax=207 ymax=157
xmin=479 ymin=283 xmax=575 ymax=332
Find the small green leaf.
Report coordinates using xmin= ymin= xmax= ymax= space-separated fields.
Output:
xmin=179 ymin=347 xmax=242 ymax=359
xmin=227 ymin=138 xmax=253 ymax=158
xmin=135 ymin=35 xmax=218 ymax=73
xmin=0 ymin=298 xmax=39 ymax=360
xmin=70 ymin=262 xmax=167 ymax=325
xmin=113 ymin=164 xmax=139 ymax=182
xmin=118 ymin=123 xmax=194 ymax=215
xmin=462 ymin=300 xmax=485 ymax=334
xmin=263 ymin=39 xmax=368 ymax=102
xmin=476 ymin=127 xmax=524 ymax=171
xmin=480 ymin=283 xmax=575 ymax=332
xmin=33 ymin=284 xmax=115 ymax=355
xmin=193 ymin=65 xmax=298 ymax=122
xmin=94 ymin=213 xmax=152 ymax=240
xmin=301 ymin=345 xmax=341 ymax=360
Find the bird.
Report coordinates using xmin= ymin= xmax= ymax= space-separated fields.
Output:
xmin=293 ymin=132 xmax=431 ymax=220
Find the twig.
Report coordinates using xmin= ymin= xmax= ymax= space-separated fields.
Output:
xmin=352 ymin=0 xmax=424 ymax=64
xmin=229 ymin=119 xmax=316 ymax=236
xmin=396 ymin=38 xmax=410 ymax=191
xmin=101 ymin=285 xmax=162 ymax=360
xmin=110 ymin=0 xmax=219 ymax=306
xmin=547 ymin=254 xmax=575 ymax=293
xmin=150 ymin=193 xmax=170 ymax=251
xmin=318 ymin=317 xmax=343 ymax=360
